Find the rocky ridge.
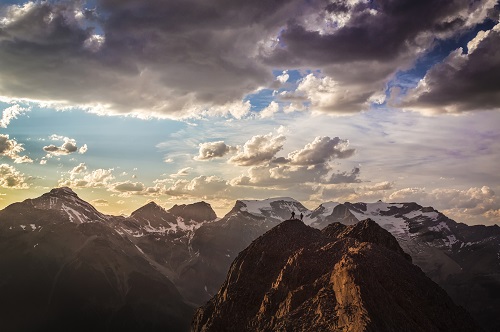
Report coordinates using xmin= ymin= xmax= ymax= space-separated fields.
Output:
xmin=193 ymin=218 xmax=480 ymax=332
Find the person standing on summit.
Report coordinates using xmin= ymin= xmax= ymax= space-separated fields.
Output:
xmin=291 ymin=211 xmax=295 ymax=219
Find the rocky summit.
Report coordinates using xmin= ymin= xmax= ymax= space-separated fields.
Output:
xmin=192 ymin=219 xmax=481 ymax=332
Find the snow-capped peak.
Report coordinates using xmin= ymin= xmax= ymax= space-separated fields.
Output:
xmin=238 ymin=197 xmax=300 ymax=215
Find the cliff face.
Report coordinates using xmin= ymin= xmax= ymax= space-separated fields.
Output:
xmin=192 ymin=219 xmax=481 ymax=332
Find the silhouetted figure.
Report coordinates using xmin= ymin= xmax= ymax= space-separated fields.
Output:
xmin=300 ymin=213 xmax=303 ymax=221
xmin=291 ymin=211 xmax=295 ymax=219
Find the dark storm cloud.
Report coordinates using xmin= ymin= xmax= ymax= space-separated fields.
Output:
xmin=0 ymin=0 xmax=300 ymax=117
xmin=264 ymin=0 xmax=499 ymax=113
xmin=268 ymin=0 xmax=492 ymax=66
xmin=0 ymin=0 xmax=497 ymax=117
xmin=401 ymin=25 xmax=500 ymax=113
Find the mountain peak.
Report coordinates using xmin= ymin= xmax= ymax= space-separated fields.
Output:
xmin=323 ymin=218 xmax=412 ymax=261
xmin=228 ymin=197 xmax=309 ymax=222
xmin=168 ymin=201 xmax=217 ymax=223
xmin=49 ymin=187 xmax=77 ymax=197
xmin=138 ymin=201 xmax=164 ymax=211
xmin=131 ymin=201 xmax=172 ymax=219
xmin=193 ymin=216 xmax=480 ymax=332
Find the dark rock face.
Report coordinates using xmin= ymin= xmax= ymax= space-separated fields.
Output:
xmin=131 ymin=201 xmax=177 ymax=227
xmin=323 ymin=218 xmax=412 ymax=262
xmin=169 ymin=202 xmax=217 ymax=223
xmin=311 ymin=203 xmax=358 ymax=229
xmin=192 ymin=219 xmax=481 ymax=332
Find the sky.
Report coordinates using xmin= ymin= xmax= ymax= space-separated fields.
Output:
xmin=0 ymin=0 xmax=499 ymax=225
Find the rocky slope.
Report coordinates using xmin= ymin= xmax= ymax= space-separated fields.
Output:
xmin=316 ymin=201 xmax=500 ymax=332
xmin=192 ymin=219 xmax=480 ymax=332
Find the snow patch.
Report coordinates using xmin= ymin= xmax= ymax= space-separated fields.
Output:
xmin=349 ymin=202 xmax=408 ymax=237
xmin=443 ymin=235 xmax=459 ymax=247
xmin=318 ymin=202 xmax=339 ymax=216
xmin=61 ymin=203 xmax=87 ymax=223
xmin=30 ymin=224 xmax=37 ymax=231
xmin=240 ymin=197 xmax=299 ymax=216
xmin=20 ymin=225 xmax=26 ymax=230
xmin=135 ymin=245 xmax=145 ymax=255
xmin=429 ymin=221 xmax=451 ymax=232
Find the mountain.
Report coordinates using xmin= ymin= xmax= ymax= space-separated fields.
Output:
xmin=234 ymin=197 xmax=311 ymax=222
xmin=0 ymin=187 xmax=194 ymax=331
xmin=1 ymin=189 xmax=498 ymax=330
xmin=25 ymin=187 xmax=108 ymax=223
xmin=192 ymin=219 xmax=481 ymax=332
xmin=168 ymin=201 xmax=217 ymax=223
xmin=182 ymin=197 xmax=310 ymax=304
xmin=316 ymin=201 xmax=500 ymax=332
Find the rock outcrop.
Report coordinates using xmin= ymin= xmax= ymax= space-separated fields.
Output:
xmin=192 ymin=219 xmax=480 ymax=332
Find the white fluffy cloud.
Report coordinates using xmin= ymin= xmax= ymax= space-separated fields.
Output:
xmin=0 ymin=134 xmax=32 ymax=163
xmin=195 ymin=141 xmax=234 ymax=161
xmin=59 ymin=165 xmax=115 ymax=188
xmin=229 ymin=132 xmax=286 ymax=166
xmin=165 ymin=175 xmax=229 ymax=199
xmin=280 ymin=73 xmax=375 ymax=114
xmin=0 ymin=163 xmax=29 ymax=189
xmin=230 ymin=135 xmax=358 ymax=188
xmin=286 ymin=136 xmax=355 ymax=165
xmin=259 ymin=101 xmax=280 ymax=119
xmin=170 ymin=167 xmax=192 ymax=178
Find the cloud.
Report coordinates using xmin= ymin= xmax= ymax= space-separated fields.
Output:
xmin=195 ymin=141 xmax=234 ymax=161
xmin=170 ymin=167 xmax=192 ymax=178
xmin=43 ymin=135 xmax=87 ymax=156
xmin=165 ymin=175 xmax=229 ymax=198
xmin=280 ymin=73 xmax=374 ymax=113
xmin=70 ymin=163 xmax=87 ymax=175
xmin=387 ymin=186 xmax=500 ymax=225
xmin=230 ymin=135 xmax=358 ymax=187
xmin=0 ymin=163 xmax=29 ymax=189
xmin=111 ymin=181 xmax=145 ymax=193
xmin=78 ymin=144 xmax=88 ymax=154
xmin=286 ymin=136 xmax=355 ymax=165
xmin=1 ymin=0 xmax=495 ymax=118
xmin=259 ymin=101 xmax=280 ymax=118
xmin=0 ymin=0 xmax=279 ymax=118
xmin=0 ymin=134 xmax=32 ymax=163
xmin=59 ymin=166 xmax=115 ymax=188
xmin=361 ymin=181 xmax=394 ymax=191
xmin=400 ymin=23 xmax=500 ymax=114
xmin=265 ymin=0 xmax=498 ymax=113
xmin=0 ymin=104 xmax=30 ymax=128
xmin=229 ymin=132 xmax=286 ymax=166
xmin=92 ymin=199 xmax=109 ymax=207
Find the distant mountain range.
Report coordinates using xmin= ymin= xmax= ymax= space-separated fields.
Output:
xmin=0 ymin=188 xmax=499 ymax=331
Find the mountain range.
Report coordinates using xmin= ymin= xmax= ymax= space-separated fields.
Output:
xmin=0 ymin=188 xmax=499 ymax=331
